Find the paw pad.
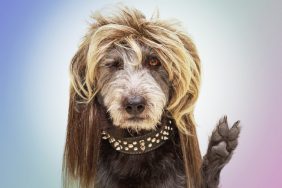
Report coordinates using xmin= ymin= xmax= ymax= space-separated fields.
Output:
xmin=211 ymin=141 xmax=229 ymax=157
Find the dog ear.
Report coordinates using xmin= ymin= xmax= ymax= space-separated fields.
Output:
xmin=63 ymin=43 xmax=104 ymax=188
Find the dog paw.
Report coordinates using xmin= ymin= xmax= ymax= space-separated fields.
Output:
xmin=201 ymin=116 xmax=241 ymax=188
xmin=208 ymin=116 xmax=240 ymax=161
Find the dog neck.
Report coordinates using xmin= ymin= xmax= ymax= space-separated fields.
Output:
xmin=101 ymin=119 xmax=175 ymax=154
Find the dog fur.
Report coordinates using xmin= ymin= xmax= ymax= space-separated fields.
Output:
xmin=63 ymin=6 xmax=240 ymax=188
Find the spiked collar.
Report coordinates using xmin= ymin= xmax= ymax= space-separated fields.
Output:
xmin=101 ymin=119 xmax=175 ymax=154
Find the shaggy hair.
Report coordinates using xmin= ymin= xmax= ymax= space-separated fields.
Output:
xmin=63 ymin=6 xmax=202 ymax=188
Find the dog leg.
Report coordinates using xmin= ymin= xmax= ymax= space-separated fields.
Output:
xmin=201 ymin=116 xmax=240 ymax=188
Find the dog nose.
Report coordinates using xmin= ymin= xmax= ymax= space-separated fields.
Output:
xmin=124 ymin=96 xmax=145 ymax=115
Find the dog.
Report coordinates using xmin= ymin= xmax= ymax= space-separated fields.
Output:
xmin=63 ymin=6 xmax=240 ymax=188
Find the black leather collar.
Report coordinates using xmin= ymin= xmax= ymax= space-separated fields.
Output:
xmin=101 ymin=119 xmax=175 ymax=154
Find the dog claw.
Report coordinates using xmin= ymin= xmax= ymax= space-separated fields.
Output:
xmin=228 ymin=121 xmax=240 ymax=140
xmin=218 ymin=116 xmax=229 ymax=137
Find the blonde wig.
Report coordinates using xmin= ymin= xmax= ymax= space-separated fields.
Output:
xmin=63 ymin=6 xmax=202 ymax=188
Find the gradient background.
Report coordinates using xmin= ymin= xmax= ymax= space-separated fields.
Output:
xmin=1 ymin=0 xmax=281 ymax=188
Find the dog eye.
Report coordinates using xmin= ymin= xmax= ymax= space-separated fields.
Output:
xmin=105 ymin=61 xmax=122 ymax=69
xmin=146 ymin=57 xmax=161 ymax=68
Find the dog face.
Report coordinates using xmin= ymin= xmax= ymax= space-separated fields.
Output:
xmin=96 ymin=42 xmax=170 ymax=131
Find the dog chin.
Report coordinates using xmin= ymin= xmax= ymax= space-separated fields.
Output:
xmin=114 ymin=118 xmax=159 ymax=131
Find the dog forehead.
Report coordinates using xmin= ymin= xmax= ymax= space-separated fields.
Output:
xmin=105 ymin=41 xmax=152 ymax=66
xmin=123 ymin=55 xmax=143 ymax=71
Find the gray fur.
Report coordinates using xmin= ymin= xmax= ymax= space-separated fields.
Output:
xmin=97 ymin=44 xmax=170 ymax=131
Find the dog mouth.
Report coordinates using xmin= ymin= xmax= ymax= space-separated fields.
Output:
xmin=127 ymin=117 xmax=145 ymax=122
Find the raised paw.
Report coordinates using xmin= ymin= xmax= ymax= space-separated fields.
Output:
xmin=209 ymin=116 xmax=240 ymax=160
xmin=201 ymin=116 xmax=241 ymax=188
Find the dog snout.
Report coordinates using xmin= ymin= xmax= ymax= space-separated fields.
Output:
xmin=124 ymin=96 xmax=145 ymax=115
